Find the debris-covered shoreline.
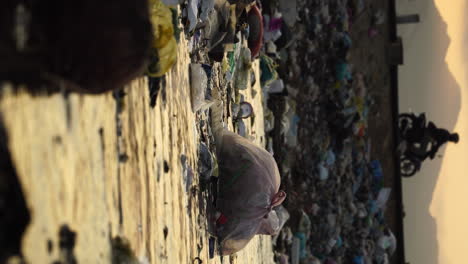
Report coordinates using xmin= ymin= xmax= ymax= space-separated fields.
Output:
xmin=253 ymin=0 xmax=399 ymax=263
xmin=0 ymin=0 xmax=401 ymax=263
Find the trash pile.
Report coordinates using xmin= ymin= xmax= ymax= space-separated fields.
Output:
xmin=156 ymin=0 xmax=292 ymax=257
xmin=148 ymin=0 xmax=395 ymax=262
xmin=245 ymin=0 xmax=396 ymax=263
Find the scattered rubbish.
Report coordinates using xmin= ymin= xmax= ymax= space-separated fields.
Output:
xmin=162 ymin=0 xmax=180 ymax=5
xmin=291 ymin=236 xmax=300 ymax=264
xmin=190 ymin=63 xmax=213 ymax=112
xmin=297 ymin=211 xmax=311 ymax=236
xmin=278 ymin=0 xmax=298 ymax=27
xmin=1 ymin=0 xmax=399 ymax=263
xmin=233 ymin=47 xmax=252 ymax=91
xmin=198 ymin=142 xmax=214 ymax=180
xmin=318 ymin=163 xmax=329 ymax=181
xmin=236 ymin=119 xmax=247 ymax=137
xmin=187 ymin=0 xmax=199 ymax=32
xmin=200 ymin=0 xmax=215 ymax=23
xmin=181 ymin=154 xmax=194 ymax=192
xmin=265 ymin=79 xmax=285 ymax=94
xmin=258 ymin=205 xmax=290 ymax=235
xmin=147 ymin=0 xmax=178 ymax=77
xmin=260 ymin=55 xmax=278 ymax=87
xmin=247 ymin=5 xmax=264 ymax=58
xmin=263 ymin=14 xmax=283 ymax=43
xmin=209 ymin=237 xmax=215 ymax=259
xmin=377 ymin=229 xmax=396 ymax=255
xmin=372 ymin=10 xmax=387 ymax=25
xmin=275 ymin=253 xmax=289 ymax=264
xmin=238 ymin=102 xmax=254 ymax=119
xmin=375 ymin=188 xmax=392 ymax=210
xmin=293 ymin=232 xmax=307 ymax=260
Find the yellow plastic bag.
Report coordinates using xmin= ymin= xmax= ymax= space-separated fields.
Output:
xmin=147 ymin=0 xmax=177 ymax=77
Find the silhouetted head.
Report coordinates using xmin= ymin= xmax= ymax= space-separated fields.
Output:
xmin=449 ymin=133 xmax=459 ymax=143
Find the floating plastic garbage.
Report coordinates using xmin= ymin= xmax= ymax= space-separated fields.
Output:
xmin=147 ymin=0 xmax=177 ymax=77
xmin=216 ymin=131 xmax=286 ymax=255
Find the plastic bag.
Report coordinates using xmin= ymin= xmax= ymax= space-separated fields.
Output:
xmin=258 ymin=205 xmax=290 ymax=235
xmin=216 ymin=131 xmax=286 ymax=255
xmin=190 ymin=63 xmax=213 ymax=112
xmin=260 ymin=55 xmax=278 ymax=87
xmin=147 ymin=0 xmax=177 ymax=77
